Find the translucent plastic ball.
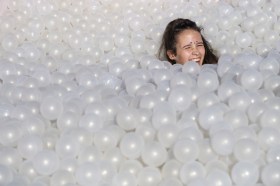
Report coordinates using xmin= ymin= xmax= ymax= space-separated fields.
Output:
xmin=0 ymin=164 xmax=13 ymax=185
xmin=198 ymin=104 xmax=224 ymax=130
xmin=260 ymin=108 xmax=280 ymax=128
xmin=224 ymin=109 xmax=249 ymax=129
xmin=17 ymin=134 xmax=43 ymax=160
xmin=40 ymin=95 xmax=63 ymax=120
xmin=233 ymin=126 xmax=258 ymax=141
xmin=63 ymin=127 xmax=93 ymax=148
xmin=179 ymin=161 xmax=206 ymax=185
xmin=231 ymin=161 xmax=259 ymax=185
xmin=119 ymin=132 xmax=144 ymax=159
xmin=103 ymin=147 xmax=125 ymax=169
xmin=141 ymin=141 xmax=168 ymax=167
xmin=93 ymin=129 xmax=118 ymax=152
xmin=116 ymin=108 xmax=138 ymax=131
xmin=240 ymin=69 xmax=263 ymax=90
xmin=98 ymin=160 xmax=117 ymax=183
xmin=159 ymin=177 xmax=183 ymax=186
xmin=161 ymin=159 xmax=181 ymax=178
xmin=259 ymin=56 xmax=280 ymax=75
xmin=173 ymin=139 xmax=199 ymax=163
xmin=1 ymin=33 xmax=19 ymax=51
xmin=157 ymin=124 xmax=179 ymax=148
xmin=210 ymin=129 xmax=235 ymax=156
xmin=57 ymin=111 xmax=79 ymax=131
xmin=247 ymin=102 xmax=267 ymax=123
xmin=75 ymin=162 xmax=101 ymax=186
xmin=206 ymin=169 xmax=232 ymax=186
xmin=55 ymin=135 xmax=80 ymax=158
xmin=217 ymin=81 xmax=242 ymax=102
xmin=19 ymin=160 xmax=38 ymax=181
xmin=0 ymin=120 xmax=23 ymax=146
xmin=112 ymin=171 xmax=137 ymax=186
xmin=267 ymin=146 xmax=280 ymax=163
xmin=228 ymin=91 xmax=251 ymax=111
xmin=197 ymin=92 xmax=219 ymax=110
xmin=197 ymin=71 xmax=219 ymax=93
xmin=258 ymin=127 xmax=280 ymax=150
xmin=50 ymin=170 xmax=75 ymax=186
xmin=135 ymin=124 xmax=156 ymax=142
xmin=119 ymin=159 xmax=143 ymax=177
xmin=168 ymin=85 xmax=192 ymax=111
xmin=182 ymin=61 xmax=201 ymax=76
xmin=233 ymin=138 xmax=260 ymax=162
xmin=235 ymin=32 xmax=253 ymax=48
xmin=137 ymin=167 xmax=162 ymax=186
xmin=32 ymin=150 xmax=59 ymax=176
xmin=78 ymin=146 xmax=102 ymax=164
xmin=78 ymin=113 xmax=103 ymax=133
xmin=152 ymin=101 xmax=176 ymax=129
xmin=197 ymin=139 xmax=218 ymax=164
xmin=261 ymin=162 xmax=280 ymax=186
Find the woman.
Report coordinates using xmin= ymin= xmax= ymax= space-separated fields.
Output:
xmin=158 ymin=18 xmax=218 ymax=65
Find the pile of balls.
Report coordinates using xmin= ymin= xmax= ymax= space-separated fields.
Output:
xmin=0 ymin=0 xmax=279 ymax=185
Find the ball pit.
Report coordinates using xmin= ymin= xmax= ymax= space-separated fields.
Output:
xmin=0 ymin=0 xmax=280 ymax=186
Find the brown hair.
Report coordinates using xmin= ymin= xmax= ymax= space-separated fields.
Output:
xmin=158 ymin=18 xmax=218 ymax=65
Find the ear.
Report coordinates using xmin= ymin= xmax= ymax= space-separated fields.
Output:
xmin=167 ymin=50 xmax=176 ymax=60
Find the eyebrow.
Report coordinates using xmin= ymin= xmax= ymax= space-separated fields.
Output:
xmin=182 ymin=41 xmax=204 ymax=48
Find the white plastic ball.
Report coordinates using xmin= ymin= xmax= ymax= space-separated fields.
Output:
xmin=159 ymin=177 xmax=183 ymax=186
xmin=17 ymin=134 xmax=43 ymax=160
xmin=198 ymin=104 xmax=224 ymax=130
xmin=210 ymin=129 xmax=235 ymax=156
xmin=112 ymin=171 xmax=137 ymax=186
xmin=119 ymin=132 xmax=144 ymax=159
xmin=267 ymin=146 xmax=280 ymax=163
xmin=78 ymin=113 xmax=103 ymax=133
xmin=173 ymin=139 xmax=199 ymax=163
xmin=93 ymin=129 xmax=118 ymax=152
xmin=157 ymin=124 xmax=179 ymax=148
xmin=40 ymin=96 xmax=63 ymax=120
xmin=233 ymin=138 xmax=260 ymax=161
xmin=75 ymin=162 xmax=101 ymax=186
xmin=224 ymin=109 xmax=249 ymax=129
xmin=161 ymin=159 xmax=181 ymax=178
xmin=55 ymin=135 xmax=80 ymax=158
xmin=57 ymin=111 xmax=79 ymax=131
xmin=116 ymin=108 xmax=138 ymax=131
xmin=78 ymin=146 xmax=102 ymax=164
xmin=141 ymin=141 xmax=168 ymax=167
xmin=0 ymin=120 xmax=23 ymax=146
xmin=231 ymin=161 xmax=259 ymax=185
xmin=179 ymin=161 xmax=206 ymax=185
xmin=50 ymin=170 xmax=75 ymax=186
xmin=197 ymin=71 xmax=219 ymax=93
xmin=197 ymin=139 xmax=218 ymax=164
xmin=137 ymin=167 xmax=161 ymax=186
xmin=206 ymin=169 xmax=232 ymax=186
xmin=261 ymin=162 xmax=280 ymax=186
xmin=152 ymin=101 xmax=176 ymax=129
xmin=168 ymin=85 xmax=192 ymax=111
xmin=32 ymin=150 xmax=59 ymax=176
xmin=119 ymin=159 xmax=143 ymax=176
xmin=258 ymin=127 xmax=280 ymax=150
xmin=0 ymin=164 xmax=13 ymax=185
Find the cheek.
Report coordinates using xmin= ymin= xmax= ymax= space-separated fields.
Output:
xmin=199 ymin=48 xmax=206 ymax=57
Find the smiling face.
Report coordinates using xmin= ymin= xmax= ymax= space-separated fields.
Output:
xmin=167 ymin=29 xmax=205 ymax=65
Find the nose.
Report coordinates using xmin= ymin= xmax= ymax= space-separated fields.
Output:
xmin=192 ymin=46 xmax=199 ymax=55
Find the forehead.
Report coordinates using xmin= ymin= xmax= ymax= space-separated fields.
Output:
xmin=176 ymin=29 xmax=203 ymax=45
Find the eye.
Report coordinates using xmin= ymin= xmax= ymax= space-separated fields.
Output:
xmin=184 ymin=46 xmax=191 ymax=50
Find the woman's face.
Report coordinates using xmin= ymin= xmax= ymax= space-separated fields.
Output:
xmin=167 ymin=29 xmax=205 ymax=65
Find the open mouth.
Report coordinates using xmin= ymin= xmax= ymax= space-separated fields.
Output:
xmin=190 ymin=58 xmax=201 ymax=63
